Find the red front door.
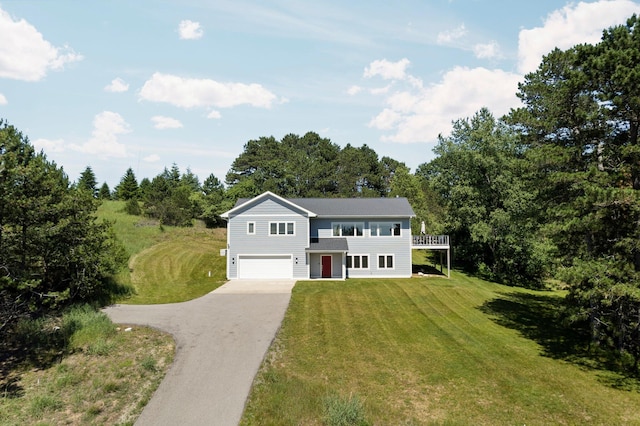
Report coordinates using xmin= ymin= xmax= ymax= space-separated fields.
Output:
xmin=321 ymin=255 xmax=332 ymax=278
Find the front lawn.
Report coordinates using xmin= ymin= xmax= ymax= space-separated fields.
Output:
xmin=242 ymin=273 xmax=640 ymax=425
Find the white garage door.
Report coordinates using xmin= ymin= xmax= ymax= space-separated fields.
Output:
xmin=238 ymin=255 xmax=293 ymax=279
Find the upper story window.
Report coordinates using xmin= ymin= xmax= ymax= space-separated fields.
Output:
xmin=370 ymin=222 xmax=401 ymax=237
xmin=247 ymin=222 xmax=256 ymax=235
xmin=270 ymin=221 xmax=295 ymax=236
xmin=332 ymin=222 xmax=364 ymax=237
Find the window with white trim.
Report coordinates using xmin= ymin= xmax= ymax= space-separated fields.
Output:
xmin=332 ymin=222 xmax=364 ymax=237
xmin=370 ymin=222 xmax=401 ymax=237
xmin=378 ymin=254 xmax=394 ymax=269
xmin=346 ymin=255 xmax=369 ymax=269
xmin=269 ymin=221 xmax=295 ymax=235
xmin=247 ymin=222 xmax=256 ymax=235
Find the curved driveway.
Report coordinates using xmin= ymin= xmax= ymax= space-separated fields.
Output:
xmin=103 ymin=280 xmax=296 ymax=426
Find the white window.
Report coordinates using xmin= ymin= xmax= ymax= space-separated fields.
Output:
xmin=270 ymin=221 xmax=295 ymax=235
xmin=346 ymin=255 xmax=369 ymax=269
xmin=332 ymin=222 xmax=364 ymax=237
xmin=370 ymin=222 xmax=401 ymax=237
xmin=247 ymin=222 xmax=256 ymax=235
xmin=378 ymin=254 xmax=394 ymax=269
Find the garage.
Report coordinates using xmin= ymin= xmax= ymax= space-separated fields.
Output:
xmin=237 ymin=254 xmax=293 ymax=279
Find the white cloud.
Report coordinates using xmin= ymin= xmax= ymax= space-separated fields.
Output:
xmin=139 ymin=72 xmax=278 ymax=109
xmin=69 ymin=111 xmax=129 ymax=158
xmin=151 ymin=115 xmax=183 ymax=129
xmin=32 ymin=138 xmax=65 ymax=153
xmin=436 ymin=24 xmax=467 ymax=44
xmin=368 ymin=66 xmax=521 ymax=144
xmin=364 ymin=58 xmax=410 ymax=80
xmin=207 ymin=110 xmax=222 ymax=119
xmin=368 ymin=108 xmax=402 ymax=130
xmin=473 ymin=41 xmax=502 ymax=59
xmin=347 ymin=85 xmax=362 ymax=95
xmin=178 ymin=19 xmax=203 ymax=40
xmin=104 ymin=77 xmax=129 ymax=93
xmin=0 ymin=93 xmax=6 ymax=105
xmin=518 ymin=0 xmax=640 ymax=74
xmin=143 ymin=154 xmax=161 ymax=163
xmin=0 ymin=7 xmax=82 ymax=81
xmin=370 ymin=85 xmax=391 ymax=95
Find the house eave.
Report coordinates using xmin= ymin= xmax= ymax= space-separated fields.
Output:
xmin=220 ymin=191 xmax=318 ymax=218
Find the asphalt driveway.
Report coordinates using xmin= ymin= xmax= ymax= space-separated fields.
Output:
xmin=103 ymin=279 xmax=296 ymax=426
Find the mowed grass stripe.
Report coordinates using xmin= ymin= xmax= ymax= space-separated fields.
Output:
xmin=242 ymin=276 xmax=640 ymax=425
xmin=126 ymin=231 xmax=227 ymax=304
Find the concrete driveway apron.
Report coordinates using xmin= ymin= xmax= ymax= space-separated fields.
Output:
xmin=103 ymin=280 xmax=296 ymax=426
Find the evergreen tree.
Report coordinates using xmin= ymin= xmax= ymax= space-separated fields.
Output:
xmin=181 ymin=167 xmax=201 ymax=192
xmin=115 ymin=167 xmax=139 ymax=200
xmin=0 ymin=121 xmax=127 ymax=332
xmin=509 ymin=16 xmax=640 ymax=367
xmin=98 ymin=182 xmax=111 ymax=200
xmin=139 ymin=177 xmax=152 ymax=200
xmin=199 ymin=173 xmax=232 ymax=227
xmin=77 ymin=166 xmax=98 ymax=197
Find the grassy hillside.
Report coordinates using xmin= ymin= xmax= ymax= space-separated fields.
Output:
xmin=97 ymin=200 xmax=227 ymax=304
xmin=242 ymin=273 xmax=640 ymax=425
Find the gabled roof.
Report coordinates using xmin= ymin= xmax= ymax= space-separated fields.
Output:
xmin=225 ymin=191 xmax=415 ymax=219
xmin=220 ymin=191 xmax=317 ymax=218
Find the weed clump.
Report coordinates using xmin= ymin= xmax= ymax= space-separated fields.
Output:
xmin=323 ymin=393 xmax=369 ymax=426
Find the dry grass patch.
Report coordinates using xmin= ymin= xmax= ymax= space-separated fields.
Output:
xmin=1 ymin=324 xmax=173 ymax=426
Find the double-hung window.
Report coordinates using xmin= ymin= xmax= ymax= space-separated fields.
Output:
xmin=378 ymin=254 xmax=394 ymax=269
xmin=270 ymin=221 xmax=295 ymax=235
xmin=346 ymin=255 xmax=369 ymax=269
xmin=247 ymin=222 xmax=256 ymax=235
xmin=370 ymin=222 xmax=401 ymax=237
xmin=332 ymin=222 xmax=364 ymax=237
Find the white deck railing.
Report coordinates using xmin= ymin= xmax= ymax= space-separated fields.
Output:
xmin=412 ymin=235 xmax=449 ymax=247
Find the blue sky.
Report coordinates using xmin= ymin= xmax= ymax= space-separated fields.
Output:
xmin=2 ymin=0 xmax=640 ymax=188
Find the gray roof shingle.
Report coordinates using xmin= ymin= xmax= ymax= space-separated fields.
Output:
xmin=235 ymin=194 xmax=415 ymax=218
xmin=306 ymin=238 xmax=349 ymax=252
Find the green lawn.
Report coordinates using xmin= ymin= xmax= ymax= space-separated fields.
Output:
xmin=242 ymin=273 xmax=640 ymax=425
xmin=97 ymin=200 xmax=227 ymax=304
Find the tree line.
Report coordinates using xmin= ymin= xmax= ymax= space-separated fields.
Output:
xmin=84 ymin=132 xmax=439 ymax=233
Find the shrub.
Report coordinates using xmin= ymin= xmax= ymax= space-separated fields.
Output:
xmin=323 ymin=394 xmax=370 ymax=426
xmin=124 ymin=198 xmax=142 ymax=216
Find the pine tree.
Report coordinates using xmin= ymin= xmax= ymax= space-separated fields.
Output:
xmin=115 ymin=167 xmax=139 ymax=200
xmin=0 ymin=120 xmax=127 ymax=332
xmin=98 ymin=182 xmax=111 ymax=200
xmin=77 ymin=166 xmax=98 ymax=197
